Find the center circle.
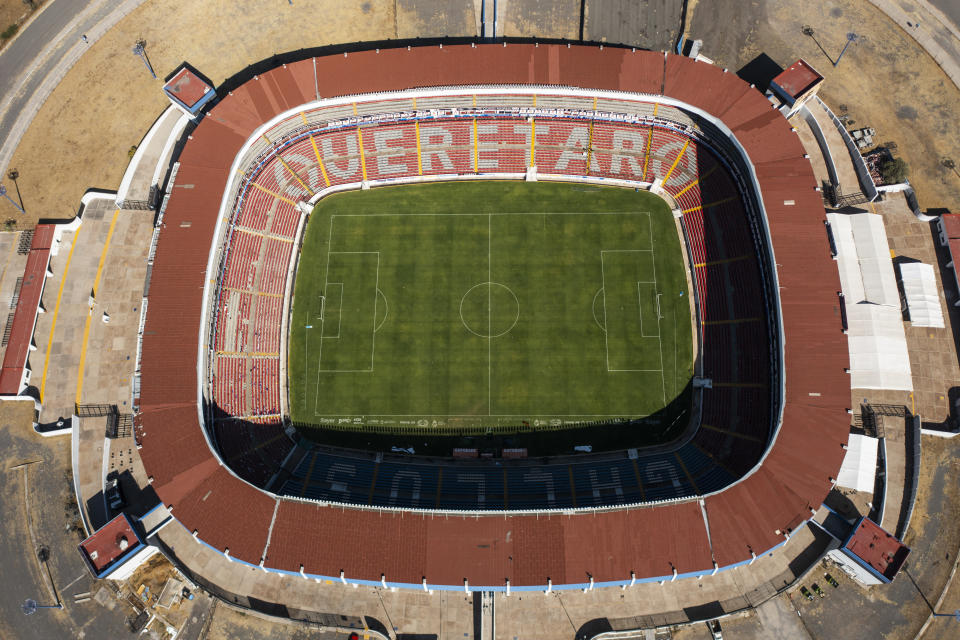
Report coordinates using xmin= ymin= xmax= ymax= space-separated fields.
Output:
xmin=459 ymin=282 xmax=520 ymax=338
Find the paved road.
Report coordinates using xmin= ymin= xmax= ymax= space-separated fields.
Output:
xmin=0 ymin=1 xmax=86 ymax=104
xmin=930 ymin=0 xmax=960 ymax=33
xmin=0 ymin=0 xmax=147 ymax=176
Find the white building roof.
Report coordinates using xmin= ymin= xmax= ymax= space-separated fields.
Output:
xmin=899 ymin=262 xmax=945 ymax=328
xmin=836 ymin=433 xmax=879 ymax=493
xmin=829 ymin=213 xmax=913 ymax=391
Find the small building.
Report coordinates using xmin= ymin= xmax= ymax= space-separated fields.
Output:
xmin=162 ymin=63 xmax=216 ymax=118
xmin=830 ymin=517 xmax=910 ymax=585
xmin=769 ymin=59 xmax=824 ymax=118
xmin=78 ymin=513 xmax=156 ymax=581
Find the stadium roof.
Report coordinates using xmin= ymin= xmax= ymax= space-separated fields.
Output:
xmin=137 ymin=44 xmax=849 ymax=589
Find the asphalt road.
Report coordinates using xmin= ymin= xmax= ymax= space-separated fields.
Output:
xmin=0 ymin=0 xmax=147 ymax=175
xmin=930 ymin=0 xmax=960 ymax=33
xmin=0 ymin=0 xmax=90 ymax=164
xmin=0 ymin=0 xmax=88 ymax=102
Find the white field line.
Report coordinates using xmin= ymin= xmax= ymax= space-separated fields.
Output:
xmin=488 ymin=212 xmax=492 ymax=415
xmin=649 ymin=213 xmax=667 ymax=405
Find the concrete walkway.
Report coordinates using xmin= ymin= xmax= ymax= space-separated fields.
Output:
xmin=154 ymin=517 xmax=827 ymax=639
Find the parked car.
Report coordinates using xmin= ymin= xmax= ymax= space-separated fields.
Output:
xmin=105 ymin=471 xmax=124 ymax=511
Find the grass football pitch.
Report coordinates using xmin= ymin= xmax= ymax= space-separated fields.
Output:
xmin=288 ymin=181 xmax=693 ymax=435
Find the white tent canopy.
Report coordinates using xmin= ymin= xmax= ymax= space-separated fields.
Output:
xmin=899 ymin=262 xmax=945 ymax=328
xmin=836 ymin=433 xmax=879 ymax=493
xmin=829 ymin=213 xmax=913 ymax=391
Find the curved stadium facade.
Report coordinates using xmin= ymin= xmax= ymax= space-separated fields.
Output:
xmin=135 ymin=44 xmax=849 ymax=591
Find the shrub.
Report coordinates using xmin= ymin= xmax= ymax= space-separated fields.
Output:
xmin=1 ymin=23 xmax=18 ymax=40
xmin=880 ymin=158 xmax=909 ymax=184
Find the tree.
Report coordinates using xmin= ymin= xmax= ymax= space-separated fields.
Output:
xmin=880 ymin=158 xmax=909 ymax=184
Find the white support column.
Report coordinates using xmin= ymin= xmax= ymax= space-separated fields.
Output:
xmin=340 ymin=570 xmax=347 ymax=585
xmin=505 ymin=578 xmax=510 ymax=597
xmin=545 ymin=578 xmax=552 ymax=595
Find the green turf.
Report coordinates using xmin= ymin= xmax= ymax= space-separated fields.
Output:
xmin=288 ymin=181 xmax=693 ymax=434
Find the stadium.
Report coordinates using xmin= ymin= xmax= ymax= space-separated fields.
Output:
xmin=132 ymin=43 xmax=850 ymax=593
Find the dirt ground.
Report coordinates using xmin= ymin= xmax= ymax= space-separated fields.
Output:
xmin=0 ymin=400 xmax=133 ymax=639
xmin=687 ymin=0 xmax=960 ymax=211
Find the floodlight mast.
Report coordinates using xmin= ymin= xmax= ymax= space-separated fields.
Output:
xmin=132 ymin=40 xmax=157 ymax=79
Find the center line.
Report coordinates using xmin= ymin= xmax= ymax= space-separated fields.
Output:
xmin=488 ymin=213 xmax=492 ymax=416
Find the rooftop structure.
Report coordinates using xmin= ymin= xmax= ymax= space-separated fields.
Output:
xmin=838 ymin=517 xmax=910 ymax=585
xmin=769 ymin=59 xmax=824 ymax=117
xmin=162 ymin=64 xmax=216 ymax=118
xmin=78 ymin=513 xmax=152 ymax=580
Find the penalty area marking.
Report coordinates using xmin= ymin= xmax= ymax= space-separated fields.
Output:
xmin=600 ymin=249 xmax=663 ymax=373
